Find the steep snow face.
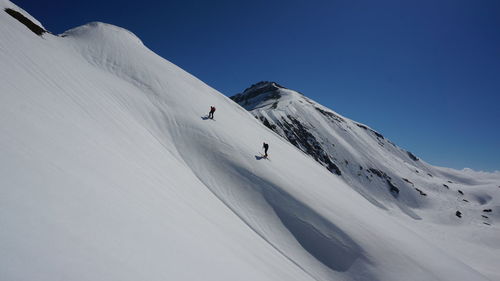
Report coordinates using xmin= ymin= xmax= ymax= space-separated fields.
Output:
xmin=230 ymin=81 xmax=499 ymax=214
xmin=232 ymin=82 xmax=500 ymax=277
xmin=1 ymin=2 xmax=500 ymax=281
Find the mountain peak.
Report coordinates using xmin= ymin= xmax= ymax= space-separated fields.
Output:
xmin=62 ymin=22 xmax=143 ymax=46
xmin=242 ymin=81 xmax=285 ymax=94
xmin=231 ymin=81 xmax=299 ymax=110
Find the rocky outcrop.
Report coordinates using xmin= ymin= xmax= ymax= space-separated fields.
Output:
xmin=407 ymin=151 xmax=419 ymax=161
xmin=415 ymin=188 xmax=427 ymax=196
xmin=230 ymin=81 xmax=284 ymax=106
xmin=356 ymin=123 xmax=384 ymax=139
xmin=279 ymin=115 xmax=342 ymax=175
xmin=4 ymin=8 xmax=46 ymax=36
xmin=316 ymin=107 xmax=345 ymax=123
xmin=387 ymin=180 xmax=399 ymax=195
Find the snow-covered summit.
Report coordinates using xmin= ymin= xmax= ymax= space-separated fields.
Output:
xmin=62 ymin=22 xmax=144 ymax=46
xmin=231 ymin=81 xmax=300 ymax=110
xmin=233 ymin=82 xmax=500 ymax=262
xmin=2 ymin=2 xmax=500 ymax=281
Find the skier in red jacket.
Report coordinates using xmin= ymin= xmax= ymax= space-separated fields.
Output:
xmin=208 ymin=106 xmax=216 ymax=119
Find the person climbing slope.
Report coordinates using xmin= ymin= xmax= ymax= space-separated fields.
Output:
xmin=262 ymin=142 xmax=269 ymax=158
xmin=208 ymin=106 xmax=216 ymax=119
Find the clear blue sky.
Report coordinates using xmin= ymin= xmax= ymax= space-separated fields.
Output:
xmin=17 ymin=0 xmax=500 ymax=171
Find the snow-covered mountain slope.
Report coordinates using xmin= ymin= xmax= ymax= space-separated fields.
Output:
xmin=231 ymin=82 xmax=498 ymax=215
xmin=232 ymin=81 xmax=500 ymax=276
xmin=1 ymin=1 xmax=499 ymax=280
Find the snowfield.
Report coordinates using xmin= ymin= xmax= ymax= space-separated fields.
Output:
xmin=1 ymin=1 xmax=499 ymax=280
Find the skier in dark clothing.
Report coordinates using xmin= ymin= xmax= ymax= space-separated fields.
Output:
xmin=262 ymin=142 xmax=269 ymax=158
xmin=208 ymin=106 xmax=216 ymax=119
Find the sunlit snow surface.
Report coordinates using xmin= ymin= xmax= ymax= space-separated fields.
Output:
xmin=1 ymin=1 xmax=499 ymax=280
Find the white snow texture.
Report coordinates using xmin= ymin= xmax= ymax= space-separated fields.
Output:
xmin=1 ymin=1 xmax=499 ymax=281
